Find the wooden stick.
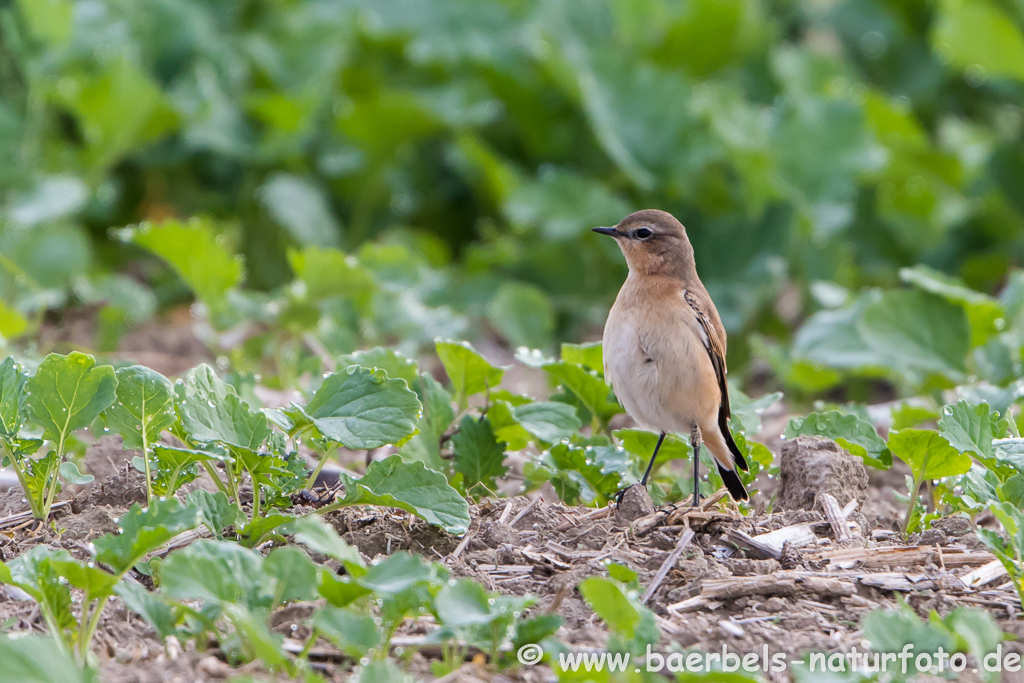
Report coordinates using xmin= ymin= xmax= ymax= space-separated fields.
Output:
xmin=960 ymin=559 xmax=1008 ymax=588
xmin=509 ymin=497 xmax=541 ymax=528
xmin=642 ymin=527 xmax=695 ymax=604
xmin=819 ymin=493 xmax=850 ymax=541
xmin=0 ymin=501 xmax=71 ymax=531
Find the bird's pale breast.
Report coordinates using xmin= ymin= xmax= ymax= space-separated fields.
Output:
xmin=602 ymin=278 xmax=720 ymax=435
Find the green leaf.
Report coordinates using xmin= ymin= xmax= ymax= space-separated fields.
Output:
xmin=301 ymin=366 xmax=421 ymax=449
xmin=900 ymin=266 xmax=1004 ymax=346
xmin=125 ymin=218 xmax=241 ymax=317
xmin=512 ymin=614 xmax=563 ymax=651
xmin=358 ymin=552 xmax=438 ymax=595
xmin=938 ymin=400 xmax=1010 ymax=465
xmin=0 ymin=635 xmax=97 ymax=683
xmin=339 ymin=348 xmax=419 ymax=386
xmin=92 ymin=497 xmax=201 ymax=575
xmin=888 ymin=429 xmax=972 ymax=481
xmin=258 ymin=173 xmax=340 ymax=248
xmin=48 ymin=558 xmax=118 ymax=599
xmin=287 ymin=247 xmax=376 ymax=311
xmin=434 ymin=578 xmax=494 ymax=627
xmin=486 ymin=282 xmax=555 ymax=349
xmin=543 ymin=362 xmax=622 ymax=424
xmin=785 ymin=411 xmax=890 ymax=469
xmin=262 ymin=546 xmax=319 ymax=603
xmin=185 ymin=490 xmax=243 ymax=539
xmin=858 ymin=290 xmax=971 ymax=381
xmin=998 ymin=473 xmax=1024 ymax=506
xmin=615 ymin=429 xmax=691 ymax=467
xmin=452 ymin=416 xmax=507 ymax=493
xmin=0 ymin=357 xmax=27 ymax=438
xmin=339 ymin=455 xmax=470 ymax=535
xmin=933 ymin=0 xmax=1024 ymax=82
xmin=399 ymin=373 xmax=454 ymax=470
xmin=115 ymin=582 xmax=182 ymax=641
xmin=511 ymin=402 xmax=582 ymax=444
xmin=313 ymin=607 xmax=380 ymax=657
xmin=862 ymin=604 xmax=953 ymax=657
xmin=179 ymin=364 xmax=270 ymax=450
xmin=944 ymin=607 xmax=1003 ymax=662
xmin=560 ymin=342 xmax=603 ymax=372
xmin=58 ymin=461 xmax=93 ymax=485
xmin=160 ymin=539 xmax=266 ymax=610
xmin=579 ymin=577 xmax=640 ymax=638
xmin=103 ymin=365 xmax=176 ymax=450
xmin=281 ymin=515 xmax=365 ymax=572
xmin=435 ymin=340 xmax=505 ymax=407
xmin=27 ymin=352 xmax=116 ymax=447
xmin=728 ymin=387 xmax=783 ymax=435
xmin=152 ymin=446 xmax=225 ymax=496
xmin=352 ymin=660 xmax=414 ymax=683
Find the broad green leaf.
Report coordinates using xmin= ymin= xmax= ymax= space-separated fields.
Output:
xmin=0 ymin=635 xmax=97 ymax=683
xmin=58 ymin=461 xmax=93 ymax=485
xmin=49 ymin=558 xmax=118 ymax=598
xmin=728 ymin=387 xmax=782 ymax=435
xmin=152 ymin=446 xmax=225 ymax=496
xmin=160 ymin=539 xmax=266 ymax=609
xmin=888 ymin=429 xmax=972 ymax=481
xmin=353 ymin=660 xmax=414 ymax=683
xmin=785 ymin=411 xmax=890 ymax=469
xmin=0 ymin=357 xmax=27 ymax=438
xmin=319 ymin=570 xmax=373 ymax=607
xmin=339 ymin=347 xmax=419 ymax=385
xmin=339 ymin=455 xmax=470 ymax=535
xmin=262 ymin=547 xmax=319 ymax=603
xmin=452 ymin=416 xmax=507 ymax=493
xmin=858 ymin=290 xmax=970 ymax=381
xmin=579 ymin=577 xmax=640 ymax=638
xmin=302 ymin=366 xmax=421 ymax=449
xmin=179 ymin=364 xmax=270 ymax=450
xmin=560 ymin=342 xmax=603 ymax=372
xmin=287 ymin=247 xmax=376 ymax=311
xmin=511 ymin=401 xmax=582 ymax=443
xmin=186 ymin=490 xmax=244 ymax=538
xmin=512 ymin=614 xmax=563 ymax=651
xmin=115 ymin=582 xmax=181 ymax=641
xmin=900 ymin=266 xmax=1003 ymax=346
xmin=27 ymin=352 xmax=116 ymax=447
xmin=313 ymin=607 xmax=381 ymax=657
xmin=258 ymin=173 xmax=340 ymax=248
xmin=933 ymin=0 xmax=1024 ymax=82
xmin=615 ymin=428 xmax=689 ymax=470
xmin=999 ymin=474 xmax=1024 ymax=507
xmin=104 ymin=365 xmax=176 ymax=450
xmin=862 ymin=604 xmax=953 ymax=657
xmin=125 ymin=218 xmax=241 ymax=316
xmin=358 ymin=552 xmax=438 ymax=595
xmin=399 ymin=373 xmax=454 ymax=470
xmin=938 ymin=400 xmax=1009 ymax=465
xmin=92 ymin=497 xmax=201 ymax=575
xmin=543 ymin=361 xmax=622 ymax=423
xmin=281 ymin=515 xmax=365 ymax=572
xmin=486 ymin=282 xmax=555 ymax=349
xmin=529 ymin=442 xmax=626 ymax=505
xmin=237 ymin=513 xmax=294 ymax=549
xmin=435 ymin=340 xmax=505 ymax=407
xmin=434 ymin=578 xmax=494 ymax=627
xmin=944 ymin=607 xmax=1003 ymax=663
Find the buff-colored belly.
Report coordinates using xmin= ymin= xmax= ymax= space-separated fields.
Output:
xmin=602 ymin=294 xmax=720 ymax=435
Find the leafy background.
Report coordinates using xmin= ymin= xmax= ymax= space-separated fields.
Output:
xmin=2 ymin=0 xmax=1024 ymax=403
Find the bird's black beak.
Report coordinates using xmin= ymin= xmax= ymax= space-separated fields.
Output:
xmin=591 ymin=227 xmax=619 ymax=237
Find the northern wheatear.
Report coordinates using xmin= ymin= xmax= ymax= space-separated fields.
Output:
xmin=594 ymin=209 xmax=748 ymax=505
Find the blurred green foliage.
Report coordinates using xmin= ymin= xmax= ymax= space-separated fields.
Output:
xmin=2 ymin=0 xmax=1024 ymax=394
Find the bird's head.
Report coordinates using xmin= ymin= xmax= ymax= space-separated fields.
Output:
xmin=592 ymin=209 xmax=694 ymax=277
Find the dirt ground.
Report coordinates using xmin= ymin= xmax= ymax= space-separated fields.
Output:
xmin=2 ymin=433 xmax=1022 ymax=683
xmin=3 ymin=314 xmax=1023 ymax=681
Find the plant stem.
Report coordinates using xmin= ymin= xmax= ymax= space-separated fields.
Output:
xmin=80 ymin=595 xmax=110 ymax=666
xmin=903 ymin=475 xmax=924 ymax=535
xmin=200 ymin=461 xmax=230 ymax=495
xmin=1 ymin=441 xmax=43 ymax=520
xmin=141 ymin=427 xmax=153 ymax=504
xmin=305 ymin=444 xmax=337 ymax=489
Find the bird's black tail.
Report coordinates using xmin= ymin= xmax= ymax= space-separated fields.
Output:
xmin=717 ymin=462 xmax=749 ymax=501
xmin=719 ymin=412 xmax=749 ymax=472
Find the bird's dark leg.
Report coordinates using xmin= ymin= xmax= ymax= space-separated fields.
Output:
xmin=690 ymin=424 xmax=702 ymax=508
xmin=640 ymin=432 xmax=666 ymax=486
xmin=615 ymin=431 xmax=666 ymax=506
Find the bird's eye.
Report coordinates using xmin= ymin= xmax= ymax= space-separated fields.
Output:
xmin=634 ymin=228 xmax=653 ymax=240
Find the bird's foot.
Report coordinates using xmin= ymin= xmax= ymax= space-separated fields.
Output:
xmin=689 ymin=492 xmax=701 ymax=508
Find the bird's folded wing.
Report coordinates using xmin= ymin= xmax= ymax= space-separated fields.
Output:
xmin=683 ymin=290 xmax=730 ymax=419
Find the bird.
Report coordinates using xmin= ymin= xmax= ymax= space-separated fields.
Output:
xmin=593 ymin=209 xmax=748 ymax=505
